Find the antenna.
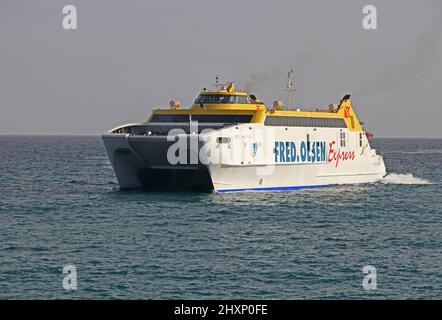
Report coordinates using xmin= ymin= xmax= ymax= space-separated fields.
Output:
xmin=214 ymin=76 xmax=222 ymax=91
xmin=286 ymin=69 xmax=295 ymax=108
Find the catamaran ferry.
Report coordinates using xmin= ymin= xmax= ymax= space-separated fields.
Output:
xmin=102 ymin=79 xmax=386 ymax=192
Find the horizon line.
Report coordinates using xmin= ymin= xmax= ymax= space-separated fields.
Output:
xmin=0 ymin=133 xmax=441 ymax=139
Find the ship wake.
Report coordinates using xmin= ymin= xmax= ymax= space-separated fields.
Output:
xmin=380 ymin=173 xmax=432 ymax=185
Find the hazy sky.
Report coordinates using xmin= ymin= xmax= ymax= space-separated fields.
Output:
xmin=1 ymin=0 xmax=441 ymax=137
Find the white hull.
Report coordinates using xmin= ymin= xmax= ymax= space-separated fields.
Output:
xmin=102 ymin=122 xmax=386 ymax=192
xmin=209 ymin=163 xmax=385 ymax=192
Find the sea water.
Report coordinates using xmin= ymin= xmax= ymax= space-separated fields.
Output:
xmin=0 ymin=136 xmax=440 ymax=299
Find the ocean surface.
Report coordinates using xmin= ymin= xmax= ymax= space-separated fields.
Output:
xmin=0 ymin=136 xmax=440 ymax=299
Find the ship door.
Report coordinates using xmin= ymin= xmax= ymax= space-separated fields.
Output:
xmin=306 ymin=129 xmax=313 ymax=159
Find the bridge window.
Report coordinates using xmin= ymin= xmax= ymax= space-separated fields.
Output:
xmin=195 ymin=94 xmax=249 ymax=104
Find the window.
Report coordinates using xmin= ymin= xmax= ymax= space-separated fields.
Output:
xmin=359 ymin=132 xmax=363 ymax=147
xmin=195 ymin=94 xmax=250 ymax=104
xmin=264 ymin=116 xmax=347 ymax=128
xmin=238 ymin=96 xmax=249 ymax=104
xmin=217 ymin=137 xmax=231 ymax=144
xmin=340 ymin=132 xmax=346 ymax=147
xmin=150 ymin=114 xmax=253 ymax=123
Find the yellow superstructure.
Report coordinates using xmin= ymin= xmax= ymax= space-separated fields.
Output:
xmin=148 ymin=83 xmax=363 ymax=132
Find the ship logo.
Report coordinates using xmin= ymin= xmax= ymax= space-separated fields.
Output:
xmin=251 ymin=142 xmax=259 ymax=157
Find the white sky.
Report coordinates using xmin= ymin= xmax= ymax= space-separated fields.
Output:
xmin=0 ymin=0 xmax=441 ymax=137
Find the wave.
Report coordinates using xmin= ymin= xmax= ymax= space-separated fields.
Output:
xmin=382 ymin=150 xmax=442 ymax=155
xmin=380 ymin=173 xmax=432 ymax=185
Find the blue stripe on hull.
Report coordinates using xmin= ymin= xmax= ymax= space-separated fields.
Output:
xmin=216 ymin=184 xmax=329 ymax=193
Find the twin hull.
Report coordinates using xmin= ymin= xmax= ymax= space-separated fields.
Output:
xmin=102 ymin=123 xmax=386 ymax=192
